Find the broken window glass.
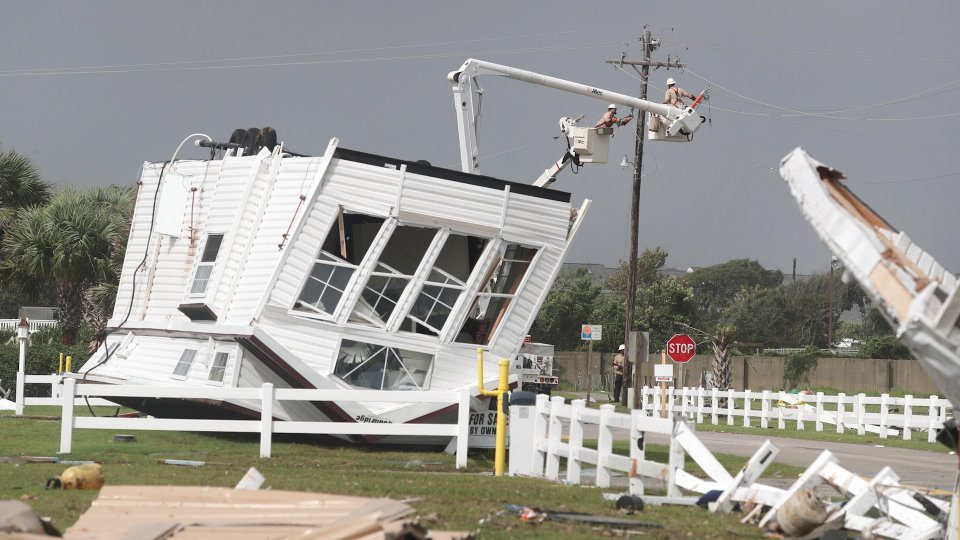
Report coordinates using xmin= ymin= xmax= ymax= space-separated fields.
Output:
xmin=295 ymin=213 xmax=385 ymax=316
xmin=350 ymin=225 xmax=437 ymax=327
xmin=172 ymin=349 xmax=198 ymax=378
xmin=333 ymin=339 xmax=434 ymax=390
xmin=455 ymin=243 xmax=537 ymax=345
xmin=190 ymin=234 xmax=224 ymax=295
xmin=401 ymin=233 xmax=488 ymax=336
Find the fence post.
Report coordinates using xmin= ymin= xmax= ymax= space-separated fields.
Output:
xmin=726 ymin=389 xmax=734 ymax=426
xmin=743 ymin=390 xmax=751 ymax=427
xmin=711 ymin=388 xmax=719 ymax=425
xmin=796 ymin=394 xmax=805 ymax=431
xmin=456 ymin=390 xmax=470 ymax=469
xmin=629 ymin=409 xmax=646 ymax=496
xmin=259 ymin=383 xmax=274 ymax=458
xmin=545 ymin=396 xmax=564 ymax=480
xmin=680 ymin=387 xmax=689 ymax=418
xmin=777 ymin=391 xmax=786 ymax=430
xmin=566 ymin=399 xmax=585 ymax=485
xmin=836 ymin=393 xmax=846 ymax=433
xmin=928 ymin=395 xmax=938 ymax=443
xmin=696 ymin=387 xmax=705 ymax=424
xmin=667 ymin=387 xmax=675 ymax=421
xmin=856 ymin=393 xmax=866 ymax=436
xmin=596 ymin=404 xmax=615 ymax=488
xmin=667 ymin=418 xmax=685 ymax=498
xmin=59 ymin=378 xmax=76 ymax=454
xmin=815 ymin=392 xmax=824 ymax=432
xmin=532 ymin=394 xmax=549 ymax=474
xmin=879 ymin=394 xmax=889 ymax=440
xmin=902 ymin=395 xmax=912 ymax=441
xmin=760 ymin=390 xmax=770 ymax=429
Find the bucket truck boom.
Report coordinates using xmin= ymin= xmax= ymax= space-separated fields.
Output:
xmin=447 ymin=58 xmax=706 ymax=186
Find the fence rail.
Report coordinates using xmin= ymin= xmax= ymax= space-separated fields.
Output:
xmin=639 ymin=386 xmax=951 ymax=443
xmin=0 ymin=319 xmax=58 ymax=333
xmin=57 ymin=379 xmax=470 ymax=467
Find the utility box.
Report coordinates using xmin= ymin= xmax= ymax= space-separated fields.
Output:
xmin=569 ymin=127 xmax=611 ymax=163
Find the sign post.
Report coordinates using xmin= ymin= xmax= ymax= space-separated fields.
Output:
xmin=663 ymin=334 xmax=696 ymax=418
xmin=581 ymin=325 xmax=602 ymax=403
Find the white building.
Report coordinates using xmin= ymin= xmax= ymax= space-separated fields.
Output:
xmin=80 ymin=138 xmax=589 ymax=434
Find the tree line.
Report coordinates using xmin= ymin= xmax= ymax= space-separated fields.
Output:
xmin=0 ymin=144 xmax=132 ymax=346
xmin=530 ymin=249 xmax=906 ymax=359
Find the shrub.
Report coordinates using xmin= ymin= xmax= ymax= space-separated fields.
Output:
xmin=783 ymin=346 xmax=819 ymax=390
xmin=859 ymin=336 xmax=912 ymax=360
xmin=0 ymin=334 xmax=92 ymax=398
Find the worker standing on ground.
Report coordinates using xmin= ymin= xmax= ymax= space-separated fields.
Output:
xmin=611 ymin=344 xmax=626 ymax=402
xmin=664 ymin=78 xmax=695 ymax=109
xmin=595 ymin=104 xmax=633 ymax=128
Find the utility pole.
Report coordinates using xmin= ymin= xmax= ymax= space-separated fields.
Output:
xmin=606 ymin=30 xmax=684 ymax=409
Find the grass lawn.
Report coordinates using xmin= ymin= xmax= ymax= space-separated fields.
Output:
xmin=554 ymin=391 xmax=951 ymax=454
xmin=0 ymin=406 xmax=800 ymax=539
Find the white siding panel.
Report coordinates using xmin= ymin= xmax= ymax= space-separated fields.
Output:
xmin=490 ymin=248 xmax=562 ymax=359
xmin=233 ymin=350 xmax=327 ymax=422
xmin=502 ymin=193 xmax=570 ymax=249
xmin=400 ymin=172 xmax=502 ymax=231
xmin=226 ymin=157 xmax=323 ymax=323
xmin=268 ymin=191 xmax=339 ymax=309
xmin=323 ymin=159 xmax=400 ymax=217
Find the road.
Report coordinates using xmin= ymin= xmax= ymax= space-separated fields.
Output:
xmin=574 ymin=421 xmax=957 ymax=491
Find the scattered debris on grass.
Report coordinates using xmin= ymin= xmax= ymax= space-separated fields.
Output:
xmin=45 ymin=463 xmax=103 ymax=490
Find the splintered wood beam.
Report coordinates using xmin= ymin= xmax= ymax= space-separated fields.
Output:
xmin=337 ymin=205 xmax=347 ymax=260
xmin=819 ymin=174 xmax=931 ymax=291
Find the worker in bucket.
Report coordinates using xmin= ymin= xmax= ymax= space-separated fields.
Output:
xmin=595 ymin=104 xmax=633 ymax=129
xmin=664 ymin=78 xmax=696 ymax=109
xmin=611 ymin=344 xmax=626 ymax=402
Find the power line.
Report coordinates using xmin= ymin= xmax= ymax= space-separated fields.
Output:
xmin=646 ymin=24 xmax=960 ymax=48
xmin=661 ymin=38 xmax=958 ymax=63
xmin=0 ymin=23 xmax=647 ymax=77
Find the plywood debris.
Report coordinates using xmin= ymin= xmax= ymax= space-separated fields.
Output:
xmin=62 ymin=486 xmax=471 ymax=540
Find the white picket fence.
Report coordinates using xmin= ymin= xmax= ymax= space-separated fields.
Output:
xmin=57 ymin=379 xmax=471 ymax=467
xmin=508 ymin=394 xmax=741 ymax=498
xmin=639 ymin=386 xmax=952 ymax=443
xmin=0 ymin=319 xmax=58 ymax=333
xmin=0 ymin=374 xmax=117 ymax=411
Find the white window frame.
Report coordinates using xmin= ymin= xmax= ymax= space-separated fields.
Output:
xmin=333 ymin=341 xmax=435 ymax=391
xmin=403 ymin=267 xmax=467 ymax=336
xmin=207 ymin=351 xmax=230 ymax=385
xmin=171 ymin=349 xmax=198 ymax=380
xmin=187 ymin=232 xmax=226 ymax=299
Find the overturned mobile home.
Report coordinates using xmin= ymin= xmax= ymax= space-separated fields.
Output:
xmin=78 ymin=133 xmax=589 ymax=435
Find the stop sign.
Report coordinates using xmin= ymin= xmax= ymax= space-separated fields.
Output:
xmin=666 ymin=334 xmax=696 ymax=363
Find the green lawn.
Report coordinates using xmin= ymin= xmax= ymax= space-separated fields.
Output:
xmin=0 ymin=406 xmax=796 ymax=539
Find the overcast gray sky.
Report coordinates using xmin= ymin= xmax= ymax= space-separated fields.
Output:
xmin=2 ymin=1 xmax=957 ymax=275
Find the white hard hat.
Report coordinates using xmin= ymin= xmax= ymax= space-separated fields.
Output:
xmin=618 ymin=344 xmax=625 ymax=351
xmin=666 ymin=77 xmax=676 ymax=86
xmin=608 ymin=103 xmax=617 ymax=109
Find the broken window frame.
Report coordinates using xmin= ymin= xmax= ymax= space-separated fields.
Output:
xmin=348 ymin=225 xmax=442 ymax=328
xmin=454 ymin=242 xmax=540 ymax=347
xmin=332 ymin=339 xmax=435 ymax=391
xmin=293 ymin=212 xmax=389 ymax=320
xmin=187 ymin=233 xmax=225 ymax=298
xmin=171 ymin=349 xmax=198 ymax=380
xmin=404 ymin=267 xmax=468 ymax=336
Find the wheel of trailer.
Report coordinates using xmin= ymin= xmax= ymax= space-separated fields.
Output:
xmin=228 ymin=128 xmax=247 ymax=147
xmin=244 ymin=127 xmax=261 ymax=156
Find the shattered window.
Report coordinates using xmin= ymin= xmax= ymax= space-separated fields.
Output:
xmin=172 ymin=349 xmax=197 ymax=378
xmin=190 ymin=234 xmax=224 ymax=295
xmin=401 ymin=233 xmax=487 ymax=336
xmin=455 ymin=243 xmax=537 ymax=345
xmin=295 ymin=213 xmax=385 ymax=316
xmin=350 ymin=225 xmax=437 ymax=327
xmin=334 ymin=339 xmax=434 ymax=391
xmin=208 ymin=352 xmax=229 ymax=383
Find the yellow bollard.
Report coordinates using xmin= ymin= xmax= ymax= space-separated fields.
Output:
xmin=65 ymin=355 xmax=72 ymax=373
xmin=59 ymin=352 xmax=64 ymax=374
xmin=477 ymin=348 xmax=510 ymax=477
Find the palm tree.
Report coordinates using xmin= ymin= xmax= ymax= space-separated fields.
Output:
xmin=1 ymin=189 xmax=118 ymax=345
xmin=0 ymin=145 xmax=51 ymax=236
